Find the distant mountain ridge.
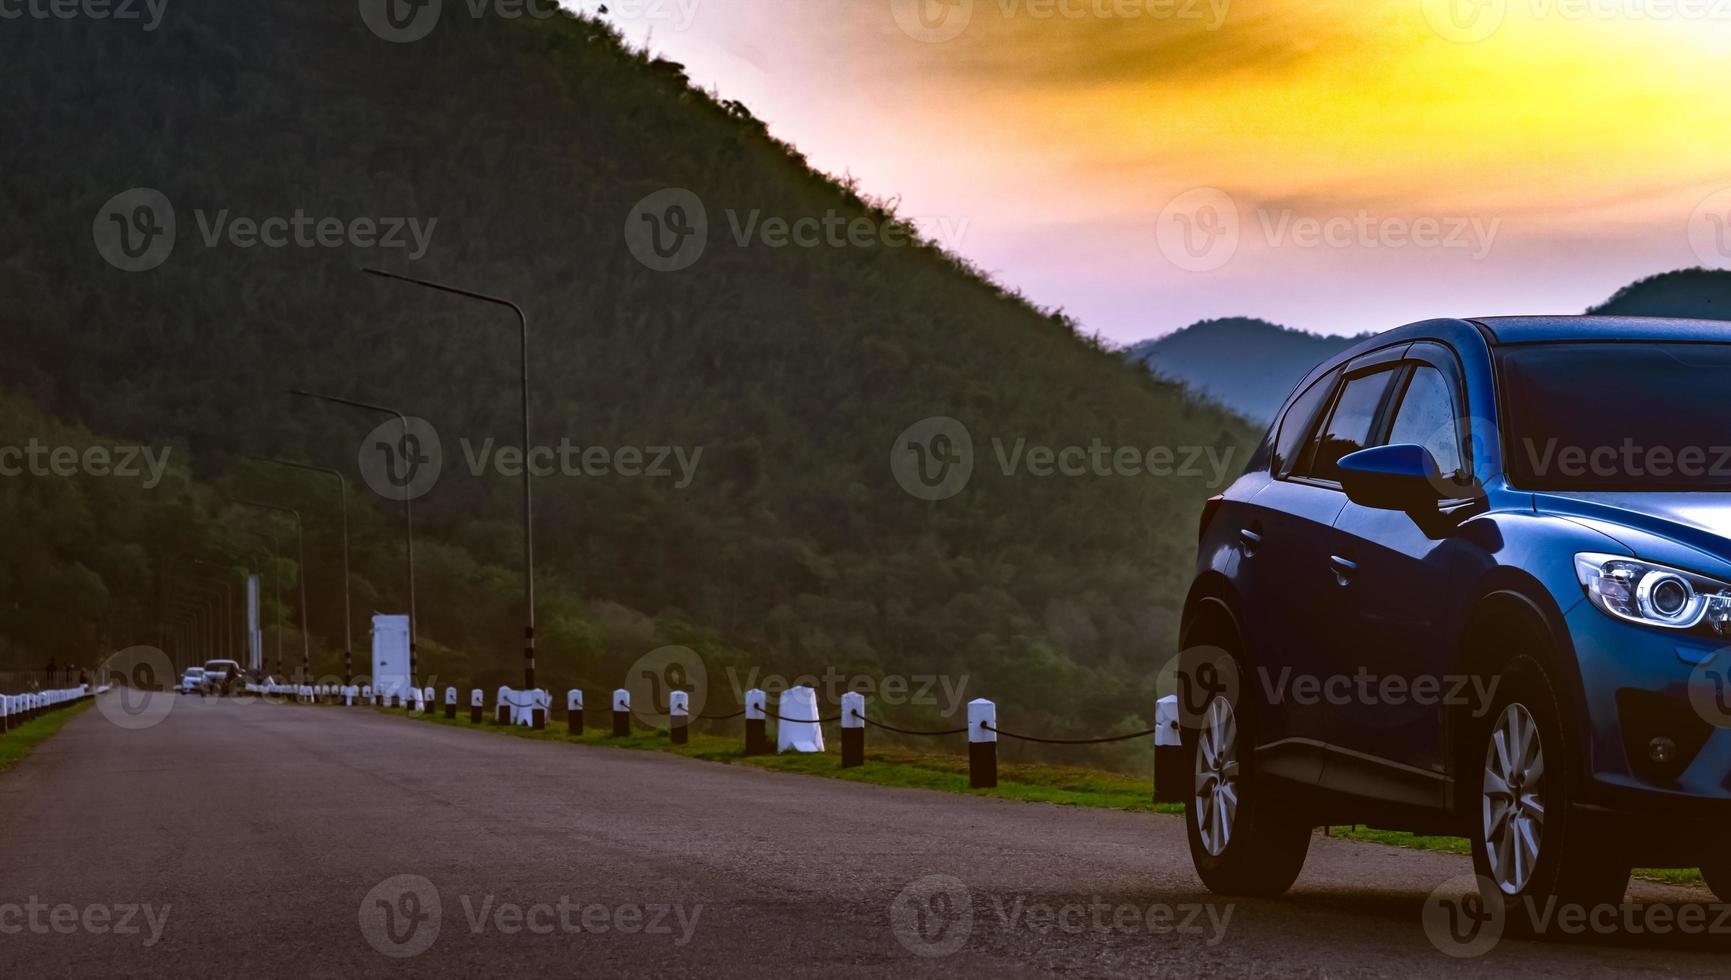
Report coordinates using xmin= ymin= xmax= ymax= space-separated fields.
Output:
xmin=1127 ymin=318 xmax=1368 ymax=422
xmin=1132 ymin=269 xmax=1731 ymax=420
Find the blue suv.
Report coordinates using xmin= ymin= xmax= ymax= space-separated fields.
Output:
xmin=1180 ymin=315 xmax=1731 ymax=927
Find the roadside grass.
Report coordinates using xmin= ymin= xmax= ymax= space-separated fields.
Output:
xmin=0 ymin=700 xmax=94 ymax=774
xmin=375 ymin=705 xmax=1182 ymax=814
xmin=366 ymin=705 xmax=1703 ymax=886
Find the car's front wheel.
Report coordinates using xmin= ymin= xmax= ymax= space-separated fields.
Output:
xmin=1469 ymin=655 xmax=1628 ymax=934
xmin=1185 ymin=684 xmax=1311 ymax=897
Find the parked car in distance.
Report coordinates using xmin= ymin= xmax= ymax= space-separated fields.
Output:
xmin=200 ymin=660 xmax=244 ymax=697
xmin=1179 ymin=315 xmax=1731 ymax=934
xmin=178 ymin=667 xmax=205 ymax=695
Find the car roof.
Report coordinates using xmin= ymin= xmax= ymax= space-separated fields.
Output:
xmin=1469 ymin=315 xmax=1731 ymax=345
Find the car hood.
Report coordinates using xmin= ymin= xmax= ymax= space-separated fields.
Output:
xmin=1534 ymin=490 xmax=1731 ymax=573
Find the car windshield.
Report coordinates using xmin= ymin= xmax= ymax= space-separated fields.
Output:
xmin=1498 ymin=342 xmax=1731 ymax=491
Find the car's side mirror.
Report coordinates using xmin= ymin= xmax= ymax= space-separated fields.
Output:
xmin=1337 ymin=444 xmax=1447 ymax=512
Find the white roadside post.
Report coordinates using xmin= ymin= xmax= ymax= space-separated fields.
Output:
xmin=567 ymin=689 xmax=584 ymax=735
xmin=469 ymin=688 xmax=483 ymax=724
xmin=531 ymin=689 xmax=548 ymax=731
xmin=362 ymin=684 xmax=373 ymax=707
xmin=1153 ymin=695 xmax=1184 ymax=804
xmin=421 ymin=686 xmax=434 ymax=715
xmin=776 ymin=686 xmax=824 ymax=754
xmin=670 ymin=690 xmax=690 ymax=745
xmin=444 ymin=687 xmax=457 ymax=720
xmin=495 ymin=686 xmax=512 ymax=726
xmin=744 ymin=688 xmax=767 ymax=755
xmin=841 ymin=691 xmax=865 ymax=768
xmin=1 ymin=694 xmax=10 ymax=735
xmin=969 ymin=698 xmax=997 ymax=789
xmin=611 ymin=689 xmax=631 ymax=737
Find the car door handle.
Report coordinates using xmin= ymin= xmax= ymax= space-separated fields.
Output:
xmin=1238 ymin=528 xmax=1262 ymax=556
xmin=1329 ymin=554 xmax=1358 ymax=586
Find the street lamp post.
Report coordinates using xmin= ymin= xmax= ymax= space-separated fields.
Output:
xmin=246 ymin=456 xmax=354 ymax=687
xmin=227 ymin=498 xmax=310 ymax=684
xmin=289 ymin=388 xmax=418 ymax=690
xmin=362 ymin=267 xmax=537 ymax=691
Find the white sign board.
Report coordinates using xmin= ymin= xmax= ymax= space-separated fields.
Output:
xmin=371 ymin=614 xmax=411 ymax=701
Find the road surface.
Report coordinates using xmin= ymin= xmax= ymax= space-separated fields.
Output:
xmin=0 ymin=693 xmax=1726 ymax=978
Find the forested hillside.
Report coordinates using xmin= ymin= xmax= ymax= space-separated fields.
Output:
xmin=0 ymin=1 xmax=1251 ymax=751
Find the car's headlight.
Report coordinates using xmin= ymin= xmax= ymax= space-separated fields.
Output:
xmin=1575 ymin=553 xmax=1731 ymax=633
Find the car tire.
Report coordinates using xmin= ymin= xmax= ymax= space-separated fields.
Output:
xmin=1468 ymin=655 xmax=1628 ymax=936
xmin=1699 ymin=855 xmax=1731 ymax=904
xmin=1183 ymin=648 xmax=1311 ymax=898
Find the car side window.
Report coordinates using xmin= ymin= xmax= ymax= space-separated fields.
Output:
xmin=1293 ymin=368 xmax=1399 ymax=484
xmin=1272 ymin=368 xmax=1339 ymax=479
xmin=1386 ymin=365 xmax=1467 ymax=482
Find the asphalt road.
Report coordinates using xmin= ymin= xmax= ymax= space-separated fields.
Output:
xmin=0 ymin=694 xmax=1727 ymax=978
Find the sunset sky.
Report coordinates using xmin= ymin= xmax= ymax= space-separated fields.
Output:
xmin=580 ymin=0 xmax=1731 ymax=342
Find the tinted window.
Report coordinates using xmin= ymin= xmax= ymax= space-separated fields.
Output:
xmin=1499 ymin=343 xmax=1731 ymax=490
xmin=1296 ymin=368 xmax=1397 ymax=483
xmin=1386 ymin=366 xmax=1466 ymax=481
xmin=1272 ymin=369 xmax=1339 ymax=478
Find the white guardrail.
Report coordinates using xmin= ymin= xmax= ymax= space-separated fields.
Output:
xmin=0 ymin=684 xmax=98 ymax=735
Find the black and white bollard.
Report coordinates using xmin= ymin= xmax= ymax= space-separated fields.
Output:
xmin=567 ymin=690 xmax=584 ymax=735
xmin=1 ymin=696 xmax=10 ymax=735
xmin=969 ymin=698 xmax=998 ymax=789
xmin=495 ymin=687 xmax=511 ymax=725
xmin=531 ymin=690 xmax=547 ymax=731
xmin=743 ymin=688 xmax=768 ymax=756
xmin=841 ymin=691 xmax=865 ymax=768
xmin=670 ymin=690 xmax=689 ymax=745
xmin=469 ymin=689 xmax=484 ymax=724
xmin=612 ymin=689 xmax=631 ymax=737
xmin=1153 ymin=694 xmax=1185 ymax=804
xmin=444 ymin=687 xmax=457 ymax=720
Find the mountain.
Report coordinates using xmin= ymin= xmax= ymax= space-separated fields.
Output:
xmin=1128 ymin=319 xmax=1369 ymax=422
xmin=0 ymin=1 xmax=1253 ymax=748
xmin=1131 ymin=270 xmax=1731 ymax=421
xmin=1587 ymin=268 xmax=1731 ymax=319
